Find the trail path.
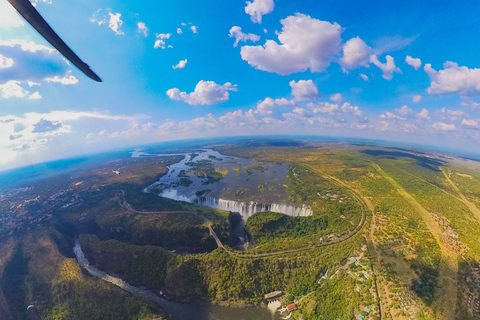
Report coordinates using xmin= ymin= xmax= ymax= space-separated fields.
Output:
xmin=441 ymin=167 xmax=480 ymax=222
xmin=373 ymin=163 xmax=457 ymax=320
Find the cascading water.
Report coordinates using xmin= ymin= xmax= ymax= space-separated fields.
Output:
xmin=196 ymin=197 xmax=313 ymax=219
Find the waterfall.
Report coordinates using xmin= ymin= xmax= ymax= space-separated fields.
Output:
xmin=196 ymin=197 xmax=313 ymax=219
xmin=157 ymin=190 xmax=313 ymax=219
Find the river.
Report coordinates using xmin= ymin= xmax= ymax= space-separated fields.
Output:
xmin=73 ymin=240 xmax=280 ymax=320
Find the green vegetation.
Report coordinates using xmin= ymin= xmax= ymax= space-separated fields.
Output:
xmin=186 ymin=160 xmax=223 ymax=184
xmin=80 ymin=234 xmax=173 ymax=288
xmin=178 ymin=177 xmax=193 ymax=187
xmin=247 ymin=211 xmax=328 ymax=243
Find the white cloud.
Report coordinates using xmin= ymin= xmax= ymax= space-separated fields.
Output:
xmin=137 ymin=22 xmax=149 ymax=37
xmin=330 ymin=93 xmax=342 ymax=103
xmin=90 ymin=9 xmax=124 ymax=35
xmin=173 ymin=59 xmax=188 ymax=69
xmin=412 ymin=94 xmax=422 ymax=103
xmin=190 ymin=25 xmax=198 ymax=34
xmin=290 ymin=80 xmax=319 ymax=101
xmin=245 ymin=0 xmax=274 ymax=23
xmin=177 ymin=28 xmax=183 ymax=34
xmin=380 ymin=111 xmax=405 ymax=121
xmin=359 ymin=73 xmax=369 ymax=82
xmin=45 ymin=75 xmax=79 ymax=85
xmin=425 ymin=61 xmax=480 ymax=95
xmin=395 ymin=105 xmax=413 ymax=116
xmin=0 ymin=55 xmax=14 ymax=69
xmin=0 ymin=81 xmax=28 ymax=98
xmin=28 ymin=91 xmax=42 ymax=100
xmin=293 ymin=107 xmax=307 ymax=117
xmin=229 ymin=26 xmax=260 ymax=48
xmin=417 ymin=108 xmax=430 ymax=120
xmin=461 ymin=119 xmax=479 ymax=129
xmin=308 ymin=101 xmax=368 ymax=123
xmin=154 ymin=33 xmax=172 ymax=49
xmin=0 ymin=1 xmax=24 ymax=28
xmin=256 ymin=97 xmax=276 ymax=115
xmin=340 ymin=37 xmax=372 ymax=71
xmin=166 ymin=80 xmax=238 ymax=105
xmin=432 ymin=122 xmax=456 ymax=132
xmin=274 ymin=98 xmax=295 ymax=107
xmin=240 ymin=13 xmax=343 ymax=75
xmin=108 ymin=12 xmax=124 ymax=35
xmin=405 ymin=55 xmax=421 ymax=70
xmin=435 ymin=108 xmax=466 ymax=121
xmin=370 ymin=55 xmax=401 ymax=80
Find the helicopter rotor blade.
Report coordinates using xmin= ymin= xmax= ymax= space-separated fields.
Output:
xmin=7 ymin=0 xmax=102 ymax=82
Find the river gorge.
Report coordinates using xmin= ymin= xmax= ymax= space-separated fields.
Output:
xmin=73 ymin=240 xmax=280 ymax=320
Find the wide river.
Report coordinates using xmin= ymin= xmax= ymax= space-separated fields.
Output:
xmin=73 ymin=241 xmax=280 ymax=320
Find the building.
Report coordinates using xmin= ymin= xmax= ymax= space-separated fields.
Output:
xmin=287 ymin=303 xmax=297 ymax=312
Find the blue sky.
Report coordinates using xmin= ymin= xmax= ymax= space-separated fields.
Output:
xmin=1 ymin=0 xmax=480 ymax=171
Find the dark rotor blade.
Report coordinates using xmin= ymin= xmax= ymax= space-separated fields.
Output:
xmin=7 ymin=0 xmax=102 ymax=82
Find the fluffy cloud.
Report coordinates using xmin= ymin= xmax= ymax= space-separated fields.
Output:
xmin=380 ymin=111 xmax=405 ymax=121
xmin=417 ymin=108 xmax=430 ymax=120
xmin=359 ymin=73 xmax=369 ymax=82
xmin=330 ymin=93 xmax=342 ymax=103
xmin=166 ymin=80 xmax=238 ymax=105
xmin=245 ymin=0 xmax=274 ymax=23
xmin=256 ymin=97 xmax=276 ymax=115
xmin=435 ymin=108 xmax=466 ymax=121
xmin=425 ymin=62 xmax=480 ymax=95
xmin=462 ymin=119 xmax=479 ymax=129
xmin=432 ymin=122 xmax=456 ymax=132
xmin=340 ymin=37 xmax=372 ymax=71
xmin=290 ymin=80 xmax=319 ymax=101
xmin=0 ymin=1 xmax=24 ymax=28
xmin=173 ymin=59 xmax=188 ymax=69
xmin=240 ymin=13 xmax=343 ymax=75
xmin=370 ymin=55 xmax=401 ymax=80
xmin=190 ymin=26 xmax=198 ymax=34
xmin=0 ymin=81 xmax=28 ymax=98
xmin=308 ymin=101 xmax=368 ymax=123
xmin=274 ymin=98 xmax=296 ymax=107
xmin=154 ymin=33 xmax=172 ymax=49
xmin=90 ymin=9 xmax=124 ymax=35
xmin=412 ymin=95 xmax=422 ymax=103
xmin=28 ymin=91 xmax=42 ymax=100
xmin=177 ymin=28 xmax=182 ymax=34
xmin=45 ymin=75 xmax=79 ymax=85
xmin=395 ymin=105 xmax=413 ymax=116
xmin=229 ymin=26 xmax=260 ymax=48
xmin=405 ymin=55 xmax=421 ymax=70
xmin=0 ymin=40 xmax=69 ymax=84
xmin=137 ymin=22 xmax=149 ymax=37
xmin=32 ymin=119 xmax=63 ymax=133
